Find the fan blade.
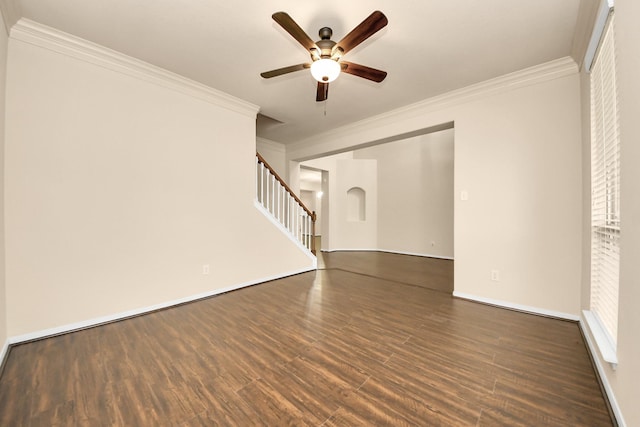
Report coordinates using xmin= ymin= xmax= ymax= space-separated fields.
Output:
xmin=272 ymin=12 xmax=317 ymax=51
xmin=336 ymin=11 xmax=388 ymax=55
xmin=261 ymin=63 xmax=311 ymax=79
xmin=316 ymin=82 xmax=329 ymax=102
xmin=341 ymin=61 xmax=387 ymax=82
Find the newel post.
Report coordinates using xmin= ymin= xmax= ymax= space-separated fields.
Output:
xmin=311 ymin=211 xmax=317 ymax=254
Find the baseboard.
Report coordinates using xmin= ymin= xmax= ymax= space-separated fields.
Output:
xmin=0 ymin=338 xmax=9 ymax=376
xmin=322 ymin=248 xmax=379 ymax=253
xmin=8 ymin=266 xmax=316 ymax=345
xmin=579 ymin=317 xmax=627 ymax=427
xmin=322 ymin=248 xmax=454 ymax=260
xmin=452 ymin=291 xmax=580 ymax=321
xmin=377 ymin=249 xmax=454 ymax=260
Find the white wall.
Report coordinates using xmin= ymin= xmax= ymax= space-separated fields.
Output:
xmin=256 ymin=137 xmax=286 ymax=179
xmin=300 ymin=131 xmax=454 ymax=257
xmin=615 ymin=4 xmax=640 ymax=423
xmin=301 ymin=152 xmax=353 ymax=250
xmin=301 ymin=153 xmax=380 ymax=251
xmin=615 ymin=3 xmax=640 ymax=423
xmin=333 ymin=159 xmax=378 ymax=250
xmin=300 ymin=190 xmax=315 ymax=212
xmin=299 ymin=172 xmax=322 ymax=235
xmin=3 ymin=21 xmax=314 ymax=338
xmin=354 ymin=130 xmax=454 ymax=258
xmin=0 ymin=6 xmax=9 ymax=357
xmin=289 ymin=58 xmax=583 ymax=317
xmin=579 ymin=2 xmax=640 ymax=426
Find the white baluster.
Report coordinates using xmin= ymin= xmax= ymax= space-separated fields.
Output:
xmin=287 ymin=195 xmax=291 ymax=232
xmin=284 ymin=194 xmax=288 ymax=229
xmin=294 ymin=204 xmax=298 ymax=240
xmin=258 ymin=162 xmax=262 ymax=205
xmin=263 ymin=165 xmax=267 ymax=207
xmin=265 ymin=167 xmax=269 ymax=210
xmin=304 ymin=214 xmax=307 ymax=249
xmin=269 ymin=174 xmax=275 ymax=215
xmin=297 ymin=205 xmax=301 ymax=242
xmin=283 ymin=190 xmax=287 ymax=226
xmin=278 ymin=183 xmax=282 ymax=222
xmin=284 ymin=196 xmax=288 ymax=230
xmin=302 ymin=208 xmax=305 ymax=246
xmin=280 ymin=185 xmax=284 ymax=224
xmin=272 ymin=175 xmax=276 ymax=215
xmin=279 ymin=185 xmax=283 ymax=223
xmin=303 ymin=211 xmax=307 ymax=248
xmin=260 ymin=162 xmax=264 ymax=206
xmin=306 ymin=214 xmax=311 ymax=249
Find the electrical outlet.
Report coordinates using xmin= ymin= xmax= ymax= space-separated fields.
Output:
xmin=491 ymin=270 xmax=500 ymax=282
xmin=202 ymin=264 xmax=210 ymax=275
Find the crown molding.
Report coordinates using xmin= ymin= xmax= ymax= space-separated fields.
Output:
xmin=10 ymin=18 xmax=259 ymax=118
xmin=288 ymin=56 xmax=578 ymax=157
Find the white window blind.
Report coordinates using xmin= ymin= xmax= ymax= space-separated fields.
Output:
xmin=590 ymin=12 xmax=619 ymax=347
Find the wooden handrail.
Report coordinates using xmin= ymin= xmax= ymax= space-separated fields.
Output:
xmin=256 ymin=153 xmax=316 ymax=221
xmin=256 ymin=152 xmax=316 ymax=254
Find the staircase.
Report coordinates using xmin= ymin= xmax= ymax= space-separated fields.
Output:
xmin=256 ymin=153 xmax=316 ymax=254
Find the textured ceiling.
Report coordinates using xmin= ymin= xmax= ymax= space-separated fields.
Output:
xmin=15 ymin=0 xmax=583 ymax=144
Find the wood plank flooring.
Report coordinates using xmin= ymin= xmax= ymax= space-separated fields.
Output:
xmin=319 ymin=250 xmax=454 ymax=293
xmin=0 ymin=252 xmax=613 ymax=426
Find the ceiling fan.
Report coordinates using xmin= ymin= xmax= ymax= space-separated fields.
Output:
xmin=260 ymin=11 xmax=388 ymax=102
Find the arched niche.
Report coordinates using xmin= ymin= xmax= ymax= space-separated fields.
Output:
xmin=347 ymin=187 xmax=366 ymax=221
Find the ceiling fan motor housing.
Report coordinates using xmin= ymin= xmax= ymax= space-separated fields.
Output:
xmin=315 ymin=28 xmax=338 ymax=59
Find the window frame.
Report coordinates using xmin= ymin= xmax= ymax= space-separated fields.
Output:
xmin=584 ymin=8 xmax=619 ymax=368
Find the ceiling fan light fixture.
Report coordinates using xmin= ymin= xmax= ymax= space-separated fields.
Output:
xmin=310 ymin=58 xmax=341 ymax=83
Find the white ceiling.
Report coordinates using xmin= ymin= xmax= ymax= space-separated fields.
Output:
xmin=14 ymin=0 xmax=585 ymax=144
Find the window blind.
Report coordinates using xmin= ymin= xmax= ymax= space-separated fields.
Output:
xmin=590 ymin=13 xmax=619 ymax=345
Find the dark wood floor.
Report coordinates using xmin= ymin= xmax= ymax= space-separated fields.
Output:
xmin=0 ymin=252 xmax=612 ymax=426
xmin=319 ymin=250 xmax=454 ymax=293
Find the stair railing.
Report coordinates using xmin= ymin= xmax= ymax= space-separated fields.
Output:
xmin=256 ymin=153 xmax=316 ymax=254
